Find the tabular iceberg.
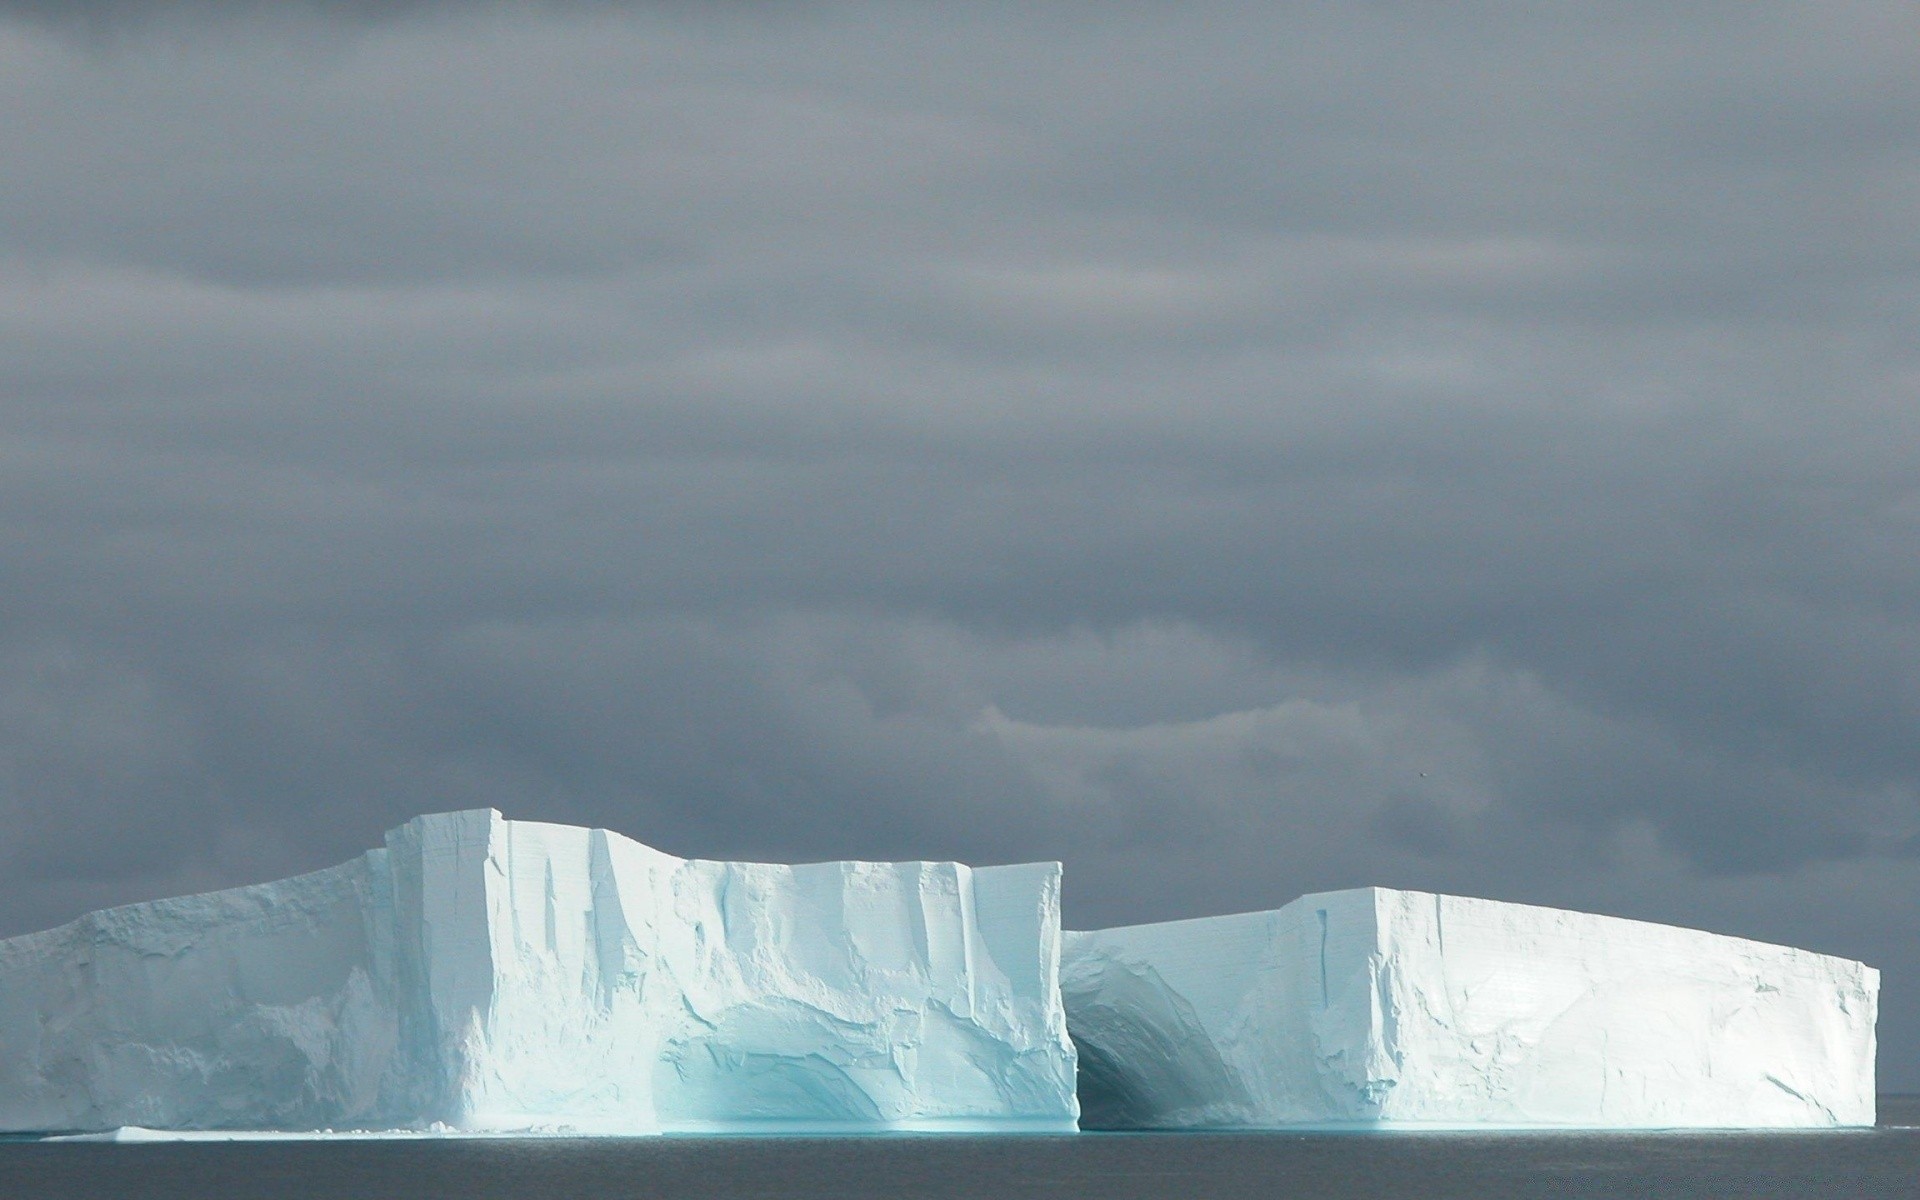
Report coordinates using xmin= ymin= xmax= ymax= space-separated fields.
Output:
xmin=0 ymin=810 xmax=1079 ymax=1134
xmin=1062 ymin=887 xmax=1877 ymax=1129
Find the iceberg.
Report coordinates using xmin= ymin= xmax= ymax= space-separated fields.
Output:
xmin=0 ymin=814 xmax=1881 ymax=1136
xmin=0 ymin=810 xmax=1078 ymax=1134
xmin=1061 ymin=887 xmax=1878 ymax=1129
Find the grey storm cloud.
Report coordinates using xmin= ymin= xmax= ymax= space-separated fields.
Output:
xmin=2 ymin=2 xmax=1919 ymax=1080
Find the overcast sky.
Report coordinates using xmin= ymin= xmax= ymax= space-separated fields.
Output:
xmin=3 ymin=1 xmax=1919 ymax=1085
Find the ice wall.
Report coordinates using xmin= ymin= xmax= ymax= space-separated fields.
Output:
xmin=0 ymin=811 xmax=1078 ymax=1134
xmin=456 ymin=816 xmax=1076 ymax=1132
xmin=1062 ymin=887 xmax=1878 ymax=1129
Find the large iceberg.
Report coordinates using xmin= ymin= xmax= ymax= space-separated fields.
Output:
xmin=0 ymin=815 xmax=1882 ymax=1135
xmin=0 ymin=810 xmax=1079 ymax=1134
xmin=1062 ymin=887 xmax=1877 ymax=1129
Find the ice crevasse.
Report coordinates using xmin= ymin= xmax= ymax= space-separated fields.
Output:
xmin=0 ymin=810 xmax=1079 ymax=1134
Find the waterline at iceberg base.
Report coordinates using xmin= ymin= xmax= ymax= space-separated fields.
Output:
xmin=0 ymin=812 xmax=1879 ymax=1135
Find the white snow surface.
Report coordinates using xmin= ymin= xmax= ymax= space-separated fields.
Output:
xmin=0 ymin=810 xmax=1078 ymax=1134
xmin=1062 ymin=887 xmax=1877 ymax=1129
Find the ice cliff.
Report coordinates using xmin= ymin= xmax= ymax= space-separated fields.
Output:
xmin=1062 ymin=887 xmax=1878 ymax=1129
xmin=0 ymin=810 xmax=1078 ymax=1134
xmin=0 ymin=815 xmax=1880 ymax=1135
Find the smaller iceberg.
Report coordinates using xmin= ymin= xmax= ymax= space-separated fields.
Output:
xmin=1061 ymin=887 xmax=1877 ymax=1129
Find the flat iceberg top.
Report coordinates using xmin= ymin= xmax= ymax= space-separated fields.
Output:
xmin=1068 ymin=886 xmax=1876 ymax=979
xmin=0 ymin=810 xmax=1060 ymax=949
xmin=0 ymin=810 xmax=1079 ymax=1136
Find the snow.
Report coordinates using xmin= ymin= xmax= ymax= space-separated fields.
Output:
xmin=1061 ymin=887 xmax=1878 ymax=1129
xmin=0 ymin=810 xmax=1078 ymax=1134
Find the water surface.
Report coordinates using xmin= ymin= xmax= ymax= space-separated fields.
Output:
xmin=4 ymin=1097 xmax=1915 ymax=1199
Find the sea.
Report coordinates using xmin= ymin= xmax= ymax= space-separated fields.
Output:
xmin=5 ymin=1096 xmax=1918 ymax=1199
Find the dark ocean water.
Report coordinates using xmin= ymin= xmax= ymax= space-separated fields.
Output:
xmin=5 ymin=1097 xmax=1918 ymax=1200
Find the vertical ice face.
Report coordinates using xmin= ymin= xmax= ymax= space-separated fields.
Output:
xmin=0 ymin=811 xmax=1078 ymax=1134
xmin=452 ymin=816 xmax=1077 ymax=1132
xmin=1062 ymin=887 xmax=1878 ymax=1129
xmin=0 ymin=852 xmax=405 ymax=1133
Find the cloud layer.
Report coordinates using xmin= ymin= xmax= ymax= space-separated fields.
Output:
xmin=4 ymin=2 xmax=1919 ymax=1083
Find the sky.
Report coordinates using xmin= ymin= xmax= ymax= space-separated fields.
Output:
xmin=2 ymin=1 xmax=1918 ymax=1085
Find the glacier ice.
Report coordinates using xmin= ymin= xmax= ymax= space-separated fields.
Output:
xmin=1061 ymin=887 xmax=1878 ymax=1129
xmin=0 ymin=810 xmax=1079 ymax=1134
xmin=0 ymin=814 xmax=1883 ymax=1136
